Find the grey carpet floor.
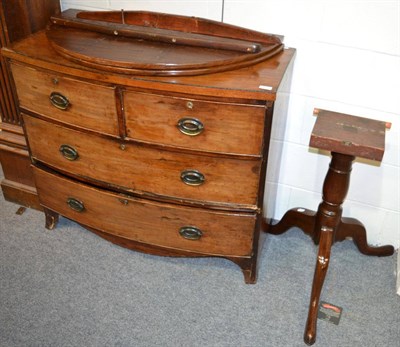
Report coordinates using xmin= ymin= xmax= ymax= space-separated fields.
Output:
xmin=0 ymin=191 xmax=399 ymax=347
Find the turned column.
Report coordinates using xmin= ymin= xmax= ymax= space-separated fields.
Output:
xmin=304 ymin=152 xmax=354 ymax=345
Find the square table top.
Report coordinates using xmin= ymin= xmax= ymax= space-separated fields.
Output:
xmin=310 ymin=109 xmax=388 ymax=162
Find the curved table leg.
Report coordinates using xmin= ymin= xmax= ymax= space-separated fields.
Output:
xmin=336 ymin=217 xmax=394 ymax=256
xmin=304 ymin=226 xmax=334 ymax=346
xmin=267 ymin=208 xmax=317 ymax=239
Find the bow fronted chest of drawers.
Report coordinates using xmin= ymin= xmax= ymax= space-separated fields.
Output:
xmin=2 ymin=10 xmax=295 ymax=283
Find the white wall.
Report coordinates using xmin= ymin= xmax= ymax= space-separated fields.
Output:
xmin=60 ymin=0 xmax=400 ymax=249
xmin=60 ymin=0 xmax=224 ymax=20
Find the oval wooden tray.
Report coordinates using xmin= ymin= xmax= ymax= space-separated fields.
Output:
xmin=46 ymin=9 xmax=284 ymax=76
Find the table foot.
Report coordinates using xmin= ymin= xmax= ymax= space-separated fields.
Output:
xmin=304 ymin=225 xmax=334 ymax=346
xmin=267 ymin=208 xmax=316 ymax=241
xmin=335 ymin=217 xmax=394 ymax=256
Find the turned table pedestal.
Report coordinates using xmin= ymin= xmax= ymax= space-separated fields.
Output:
xmin=268 ymin=109 xmax=394 ymax=345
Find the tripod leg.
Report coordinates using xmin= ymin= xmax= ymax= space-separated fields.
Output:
xmin=267 ymin=208 xmax=316 ymax=237
xmin=304 ymin=226 xmax=333 ymax=345
xmin=335 ymin=217 xmax=394 ymax=256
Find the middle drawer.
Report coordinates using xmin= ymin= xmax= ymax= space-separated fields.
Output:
xmin=24 ymin=115 xmax=261 ymax=209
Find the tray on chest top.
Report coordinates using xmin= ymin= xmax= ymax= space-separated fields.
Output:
xmin=46 ymin=9 xmax=284 ymax=76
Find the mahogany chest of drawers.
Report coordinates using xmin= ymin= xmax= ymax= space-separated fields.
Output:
xmin=2 ymin=14 xmax=295 ymax=283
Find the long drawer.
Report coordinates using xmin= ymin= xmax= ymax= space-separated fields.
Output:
xmin=11 ymin=63 xmax=119 ymax=136
xmin=124 ymin=90 xmax=266 ymax=156
xmin=33 ymin=167 xmax=256 ymax=257
xmin=24 ymin=115 xmax=261 ymax=209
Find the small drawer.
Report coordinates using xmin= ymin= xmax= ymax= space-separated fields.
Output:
xmin=24 ymin=115 xmax=261 ymax=209
xmin=124 ymin=91 xmax=266 ymax=156
xmin=10 ymin=62 xmax=119 ymax=136
xmin=33 ymin=167 xmax=256 ymax=257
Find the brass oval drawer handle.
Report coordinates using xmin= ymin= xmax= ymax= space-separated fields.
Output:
xmin=59 ymin=144 xmax=79 ymax=161
xmin=179 ymin=226 xmax=203 ymax=240
xmin=177 ymin=117 xmax=204 ymax=136
xmin=50 ymin=92 xmax=70 ymax=110
xmin=67 ymin=197 xmax=85 ymax=212
xmin=180 ymin=169 xmax=205 ymax=186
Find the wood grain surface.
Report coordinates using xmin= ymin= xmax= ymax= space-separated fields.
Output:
xmin=11 ymin=62 xmax=119 ymax=136
xmin=24 ymin=115 xmax=261 ymax=210
xmin=124 ymin=90 xmax=266 ymax=156
xmin=34 ymin=166 xmax=256 ymax=257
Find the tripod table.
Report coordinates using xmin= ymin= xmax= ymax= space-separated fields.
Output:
xmin=267 ymin=109 xmax=394 ymax=345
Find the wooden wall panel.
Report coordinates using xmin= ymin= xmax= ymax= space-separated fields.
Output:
xmin=0 ymin=0 xmax=60 ymax=208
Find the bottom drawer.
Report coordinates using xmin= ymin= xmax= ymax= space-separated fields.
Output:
xmin=33 ymin=167 xmax=257 ymax=257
